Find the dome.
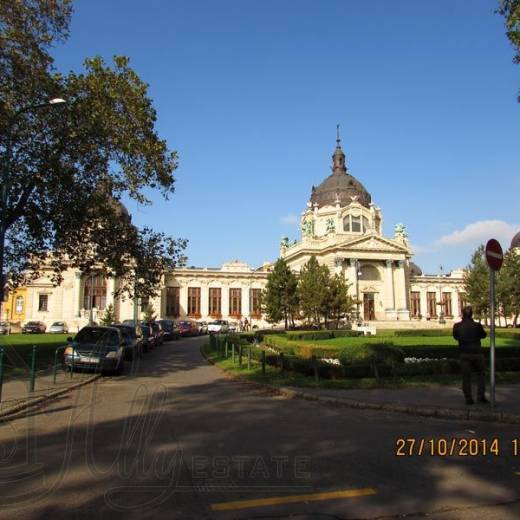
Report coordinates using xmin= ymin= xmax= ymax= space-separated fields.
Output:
xmin=409 ymin=262 xmax=423 ymax=276
xmin=511 ymin=232 xmax=520 ymax=250
xmin=310 ymin=139 xmax=371 ymax=209
xmin=310 ymin=172 xmax=372 ymax=209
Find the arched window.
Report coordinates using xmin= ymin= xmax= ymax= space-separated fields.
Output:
xmin=363 ymin=216 xmax=370 ymax=233
xmin=83 ymin=275 xmax=107 ymax=310
xmin=343 ymin=216 xmax=350 ymax=232
xmin=343 ymin=214 xmax=371 ymax=233
xmin=358 ymin=264 xmax=380 ymax=281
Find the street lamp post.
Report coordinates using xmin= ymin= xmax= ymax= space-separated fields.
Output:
xmin=355 ymin=259 xmax=363 ymax=324
xmin=0 ymin=98 xmax=66 ymax=319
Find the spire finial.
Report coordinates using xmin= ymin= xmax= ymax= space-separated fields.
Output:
xmin=336 ymin=124 xmax=341 ymax=148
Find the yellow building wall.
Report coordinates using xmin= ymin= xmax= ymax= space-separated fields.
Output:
xmin=3 ymin=287 xmax=28 ymax=326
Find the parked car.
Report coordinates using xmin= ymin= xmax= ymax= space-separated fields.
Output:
xmin=156 ymin=319 xmax=180 ymax=341
xmin=143 ymin=321 xmax=164 ymax=346
xmin=48 ymin=321 xmax=68 ymax=334
xmin=110 ymin=324 xmax=144 ymax=361
xmin=0 ymin=321 xmax=10 ymax=335
xmin=196 ymin=321 xmax=208 ymax=335
xmin=228 ymin=321 xmax=239 ymax=333
xmin=139 ymin=324 xmax=155 ymax=352
xmin=207 ymin=320 xmax=229 ymax=334
xmin=22 ymin=321 xmax=46 ymax=334
xmin=177 ymin=320 xmax=199 ymax=337
xmin=64 ymin=326 xmax=125 ymax=374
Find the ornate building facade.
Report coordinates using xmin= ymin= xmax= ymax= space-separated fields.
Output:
xmin=7 ymin=134 xmax=507 ymax=330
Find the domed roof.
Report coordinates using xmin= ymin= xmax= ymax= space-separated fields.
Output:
xmin=310 ymin=139 xmax=371 ymax=209
xmin=511 ymin=231 xmax=520 ymax=250
xmin=409 ymin=262 xmax=423 ymax=276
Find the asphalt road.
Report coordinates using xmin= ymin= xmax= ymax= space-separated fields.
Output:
xmin=1 ymin=336 xmax=520 ymax=519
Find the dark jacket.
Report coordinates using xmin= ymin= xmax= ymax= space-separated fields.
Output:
xmin=453 ymin=318 xmax=487 ymax=354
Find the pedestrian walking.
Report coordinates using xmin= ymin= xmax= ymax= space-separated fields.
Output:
xmin=452 ymin=306 xmax=488 ymax=405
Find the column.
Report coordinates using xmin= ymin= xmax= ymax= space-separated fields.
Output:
xmin=200 ymin=282 xmax=209 ymax=318
xmin=72 ymin=271 xmax=82 ymax=318
xmin=419 ymin=289 xmax=428 ymax=321
xmin=452 ymin=290 xmax=460 ymax=319
xmin=395 ymin=260 xmax=410 ymax=319
xmin=384 ymin=260 xmax=396 ymax=315
xmin=221 ymin=282 xmax=229 ymax=319
xmin=242 ymin=283 xmax=250 ymax=318
xmin=179 ymin=284 xmax=188 ymax=318
xmin=106 ymin=277 xmax=116 ymax=309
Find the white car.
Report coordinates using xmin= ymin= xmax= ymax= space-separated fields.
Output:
xmin=207 ymin=320 xmax=229 ymax=334
xmin=48 ymin=321 xmax=69 ymax=334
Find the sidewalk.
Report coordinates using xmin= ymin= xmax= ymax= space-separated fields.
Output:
xmin=283 ymin=384 xmax=520 ymax=423
xmin=0 ymin=367 xmax=98 ymax=417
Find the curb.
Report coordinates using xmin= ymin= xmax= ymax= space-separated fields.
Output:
xmin=0 ymin=374 xmax=101 ymax=422
xmin=201 ymin=346 xmax=520 ymax=425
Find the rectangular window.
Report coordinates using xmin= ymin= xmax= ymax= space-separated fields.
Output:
xmin=442 ymin=292 xmax=452 ymax=317
xmin=187 ymin=287 xmax=201 ymax=317
xmin=229 ymin=288 xmax=242 ymax=317
xmin=38 ymin=294 xmax=49 ymax=312
xmin=166 ymin=287 xmax=180 ymax=317
xmin=410 ymin=291 xmax=421 ymax=317
xmin=427 ymin=292 xmax=437 ymax=318
xmin=209 ymin=288 xmax=221 ymax=317
xmin=250 ymin=289 xmax=262 ymax=318
xmin=141 ymin=296 xmax=149 ymax=312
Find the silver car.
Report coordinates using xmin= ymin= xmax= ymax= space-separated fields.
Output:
xmin=0 ymin=321 xmax=10 ymax=335
xmin=49 ymin=321 xmax=68 ymax=334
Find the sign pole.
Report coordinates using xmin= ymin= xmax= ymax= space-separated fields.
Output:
xmin=489 ymin=268 xmax=496 ymax=409
xmin=485 ymin=238 xmax=503 ymax=410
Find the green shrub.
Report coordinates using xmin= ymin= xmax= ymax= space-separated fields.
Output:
xmin=338 ymin=343 xmax=404 ymax=366
xmin=285 ymin=330 xmax=363 ymax=341
xmin=394 ymin=329 xmax=453 ymax=337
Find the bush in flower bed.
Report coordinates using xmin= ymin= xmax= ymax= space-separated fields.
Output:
xmin=394 ymin=329 xmax=454 ymax=337
xmin=285 ymin=330 xmax=363 ymax=341
xmin=338 ymin=343 xmax=404 ymax=366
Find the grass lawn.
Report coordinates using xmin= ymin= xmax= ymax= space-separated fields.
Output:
xmin=202 ymin=344 xmax=520 ymax=390
xmin=313 ymin=335 xmax=520 ymax=348
xmin=0 ymin=333 xmax=69 ymax=373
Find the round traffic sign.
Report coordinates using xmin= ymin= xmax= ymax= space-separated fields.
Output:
xmin=485 ymin=239 xmax=504 ymax=271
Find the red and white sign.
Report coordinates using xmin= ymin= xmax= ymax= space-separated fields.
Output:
xmin=485 ymin=239 xmax=504 ymax=271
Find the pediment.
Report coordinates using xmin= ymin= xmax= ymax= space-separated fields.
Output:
xmin=336 ymin=234 xmax=410 ymax=254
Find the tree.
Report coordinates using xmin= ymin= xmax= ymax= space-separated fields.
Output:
xmin=261 ymin=258 xmax=298 ymax=329
xmin=498 ymin=0 xmax=520 ymax=101
xmin=297 ymin=256 xmax=330 ymax=327
xmin=497 ymin=250 xmax=520 ymax=326
xmin=463 ymin=245 xmax=490 ymax=324
xmin=100 ymin=303 xmax=116 ymax=326
xmin=1 ymin=2 xmax=186 ymax=299
xmin=142 ymin=302 xmax=157 ymax=323
xmin=324 ymin=273 xmax=355 ymax=329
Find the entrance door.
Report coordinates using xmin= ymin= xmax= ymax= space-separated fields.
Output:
xmin=363 ymin=293 xmax=375 ymax=321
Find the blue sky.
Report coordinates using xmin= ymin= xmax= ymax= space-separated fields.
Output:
xmin=52 ymin=0 xmax=520 ymax=274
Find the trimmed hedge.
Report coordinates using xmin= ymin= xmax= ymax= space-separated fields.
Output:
xmin=285 ymin=330 xmax=363 ymax=341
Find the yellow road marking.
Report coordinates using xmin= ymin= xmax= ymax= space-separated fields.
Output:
xmin=210 ymin=487 xmax=377 ymax=511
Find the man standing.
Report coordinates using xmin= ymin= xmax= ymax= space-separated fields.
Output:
xmin=453 ymin=306 xmax=488 ymax=405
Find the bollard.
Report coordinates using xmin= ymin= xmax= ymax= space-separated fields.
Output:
xmin=232 ymin=343 xmax=235 ymax=363
xmin=0 ymin=347 xmax=4 ymax=403
xmin=239 ymin=345 xmax=243 ymax=367
xmin=312 ymin=355 xmax=319 ymax=382
xmin=225 ymin=340 xmax=228 ymax=358
xmin=280 ymin=352 xmax=284 ymax=373
xmin=29 ymin=345 xmax=37 ymax=393
xmin=262 ymin=350 xmax=266 ymax=375
xmin=247 ymin=348 xmax=251 ymax=370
